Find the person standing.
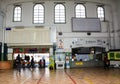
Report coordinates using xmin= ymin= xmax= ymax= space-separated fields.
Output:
xmin=39 ymin=59 xmax=42 ymax=68
xmin=16 ymin=54 xmax=21 ymax=72
xmin=103 ymin=53 xmax=110 ymax=69
xmin=43 ymin=58 xmax=46 ymax=68
xmin=31 ymin=56 xmax=35 ymax=68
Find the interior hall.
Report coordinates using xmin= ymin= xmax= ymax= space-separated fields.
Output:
xmin=0 ymin=0 xmax=120 ymax=84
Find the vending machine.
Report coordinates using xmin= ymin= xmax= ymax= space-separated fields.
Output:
xmin=55 ymin=48 xmax=65 ymax=69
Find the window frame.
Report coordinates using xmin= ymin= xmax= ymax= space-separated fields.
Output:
xmin=54 ymin=3 xmax=66 ymax=24
xmin=13 ymin=5 xmax=22 ymax=22
xmin=97 ymin=6 xmax=105 ymax=21
xmin=33 ymin=3 xmax=45 ymax=24
xmin=75 ymin=3 xmax=86 ymax=18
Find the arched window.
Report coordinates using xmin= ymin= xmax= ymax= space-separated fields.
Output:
xmin=75 ymin=4 xmax=86 ymax=18
xmin=33 ymin=4 xmax=44 ymax=24
xmin=13 ymin=6 xmax=22 ymax=22
xmin=97 ymin=6 xmax=105 ymax=21
xmin=54 ymin=4 xmax=65 ymax=23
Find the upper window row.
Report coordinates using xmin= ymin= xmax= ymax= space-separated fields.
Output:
xmin=13 ymin=4 xmax=105 ymax=23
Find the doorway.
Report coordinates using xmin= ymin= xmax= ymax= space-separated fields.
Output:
xmin=13 ymin=48 xmax=50 ymax=68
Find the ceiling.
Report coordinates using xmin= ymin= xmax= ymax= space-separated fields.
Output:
xmin=0 ymin=0 xmax=115 ymax=5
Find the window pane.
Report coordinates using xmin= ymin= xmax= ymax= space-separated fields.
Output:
xmin=34 ymin=10 xmax=39 ymax=13
xmin=97 ymin=7 xmax=105 ymax=21
xmin=55 ymin=4 xmax=65 ymax=23
xmin=75 ymin=4 xmax=86 ymax=18
xmin=33 ymin=4 xmax=44 ymax=24
xmin=13 ymin=6 xmax=22 ymax=22
xmin=14 ymin=18 xmax=17 ymax=21
xmin=59 ymin=13 xmax=65 ymax=16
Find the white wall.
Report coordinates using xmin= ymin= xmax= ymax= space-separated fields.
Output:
xmin=0 ymin=12 xmax=4 ymax=42
xmin=2 ymin=0 xmax=119 ymax=50
xmin=116 ymin=0 xmax=120 ymax=28
xmin=115 ymin=0 xmax=120 ymax=49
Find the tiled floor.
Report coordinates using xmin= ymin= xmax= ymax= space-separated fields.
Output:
xmin=0 ymin=67 xmax=120 ymax=84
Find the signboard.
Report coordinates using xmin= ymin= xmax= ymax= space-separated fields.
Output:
xmin=75 ymin=62 xmax=83 ymax=65
xmin=14 ymin=48 xmax=49 ymax=53
xmin=72 ymin=18 xmax=101 ymax=32
xmin=72 ymin=38 xmax=107 ymax=47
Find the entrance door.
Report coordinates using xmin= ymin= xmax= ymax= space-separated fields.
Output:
xmin=14 ymin=53 xmax=50 ymax=68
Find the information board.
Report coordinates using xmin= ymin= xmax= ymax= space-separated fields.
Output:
xmin=72 ymin=18 xmax=101 ymax=32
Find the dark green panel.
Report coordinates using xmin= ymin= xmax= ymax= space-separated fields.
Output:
xmin=109 ymin=52 xmax=115 ymax=60
xmin=116 ymin=53 xmax=120 ymax=59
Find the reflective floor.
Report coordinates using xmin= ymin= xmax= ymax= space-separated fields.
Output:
xmin=0 ymin=67 xmax=120 ymax=84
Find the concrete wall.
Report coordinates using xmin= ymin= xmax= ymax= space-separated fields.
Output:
xmin=0 ymin=0 xmax=119 ymax=50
